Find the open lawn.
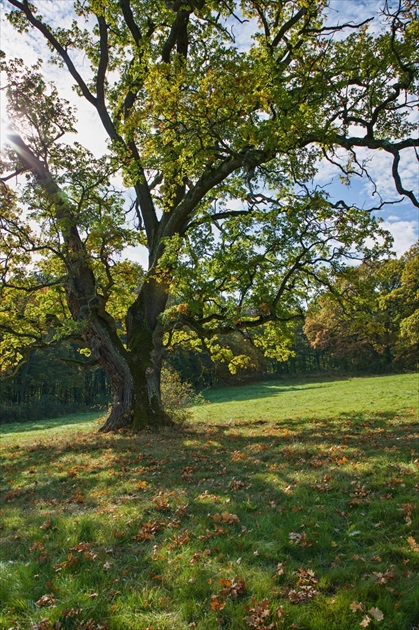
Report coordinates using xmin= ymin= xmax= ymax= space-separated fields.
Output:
xmin=0 ymin=373 xmax=418 ymax=629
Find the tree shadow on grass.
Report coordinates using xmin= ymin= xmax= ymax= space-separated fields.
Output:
xmin=0 ymin=411 xmax=417 ymax=629
xmin=0 ymin=411 xmax=102 ymax=436
xmin=205 ymin=377 xmax=341 ymax=403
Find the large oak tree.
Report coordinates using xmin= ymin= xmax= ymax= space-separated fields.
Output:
xmin=1 ymin=0 xmax=418 ymax=430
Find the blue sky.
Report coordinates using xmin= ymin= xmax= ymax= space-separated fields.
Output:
xmin=0 ymin=0 xmax=417 ymax=263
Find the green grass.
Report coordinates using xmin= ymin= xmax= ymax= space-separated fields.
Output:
xmin=0 ymin=373 xmax=418 ymax=629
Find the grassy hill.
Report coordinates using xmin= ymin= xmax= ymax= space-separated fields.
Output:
xmin=1 ymin=373 xmax=418 ymax=629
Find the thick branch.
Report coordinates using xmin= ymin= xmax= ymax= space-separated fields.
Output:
xmin=161 ymin=9 xmax=191 ymax=62
xmin=119 ymin=0 xmax=142 ymax=44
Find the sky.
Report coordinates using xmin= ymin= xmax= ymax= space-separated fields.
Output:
xmin=0 ymin=0 xmax=417 ymax=264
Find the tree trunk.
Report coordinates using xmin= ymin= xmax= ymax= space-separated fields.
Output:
xmin=125 ymin=275 xmax=173 ymax=431
xmin=95 ymin=273 xmax=172 ymax=432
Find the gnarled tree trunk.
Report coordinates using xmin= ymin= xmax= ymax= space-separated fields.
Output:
xmin=97 ymin=273 xmax=172 ymax=432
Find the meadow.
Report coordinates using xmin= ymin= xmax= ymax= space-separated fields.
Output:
xmin=0 ymin=373 xmax=418 ymax=629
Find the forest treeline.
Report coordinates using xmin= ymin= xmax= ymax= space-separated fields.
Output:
xmin=1 ymin=245 xmax=417 ymax=424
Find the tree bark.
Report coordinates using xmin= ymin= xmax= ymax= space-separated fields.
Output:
xmin=125 ymin=274 xmax=173 ymax=431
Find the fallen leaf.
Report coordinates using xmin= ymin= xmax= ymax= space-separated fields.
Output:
xmin=368 ymin=608 xmax=384 ymax=621
xmin=360 ymin=615 xmax=371 ymax=627
xmin=36 ymin=594 xmax=56 ymax=607
xmin=210 ymin=596 xmax=225 ymax=611
xmin=211 ymin=511 xmax=240 ymax=524
xmin=407 ymin=536 xmax=419 ymax=552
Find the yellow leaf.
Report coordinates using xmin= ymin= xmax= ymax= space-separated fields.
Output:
xmin=360 ymin=616 xmax=371 ymax=627
xmin=407 ymin=536 xmax=419 ymax=552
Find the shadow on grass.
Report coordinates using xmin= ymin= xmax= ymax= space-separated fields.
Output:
xmin=0 ymin=411 xmax=103 ymax=436
xmin=205 ymin=377 xmax=342 ymax=403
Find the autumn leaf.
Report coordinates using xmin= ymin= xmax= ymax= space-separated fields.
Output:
xmin=210 ymin=596 xmax=225 ymax=611
xmin=218 ymin=577 xmax=246 ymax=598
xmin=368 ymin=608 xmax=384 ymax=621
xmin=350 ymin=601 xmax=366 ymax=613
xmin=244 ymin=598 xmax=274 ymax=629
xmin=36 ymin=594 xmax=56 ymax=607
xmin=132 ymin=520 xmax=163 ymax=541
xmin=407 ymin=536 xmax=419 ymax=552
xmin=360 ymin=615 xmax=371 ymax=627
xmin=211 ymin=511 xmax=240 ymax=524
xmin=288 ymin=532 xmax=311 ymax=547
xmin=284 ymin=585 xmax=317 ymax=603
xmin=40 ymin=519 xmax=52 ymax=530
xmin=371 ymin=569 xmax=395 ymax=584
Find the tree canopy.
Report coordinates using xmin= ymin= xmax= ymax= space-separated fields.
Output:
xmin=1 ymin=0 xmax=418 ymax=430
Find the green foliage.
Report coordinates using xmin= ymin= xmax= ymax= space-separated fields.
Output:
xmin=304 ymin=244 xmax=419 ymax=371
xmin=160 ymin=365 xmax=206 ymax=424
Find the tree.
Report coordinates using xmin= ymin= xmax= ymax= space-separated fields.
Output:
xmin=303 ymin=244 xmax=419 ymax=371
xmin=1 ymin=0 xmax=418 ymax=431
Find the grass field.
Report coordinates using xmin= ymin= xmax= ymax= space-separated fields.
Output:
xmin=0 ymin=373 xmax=418 ymax=629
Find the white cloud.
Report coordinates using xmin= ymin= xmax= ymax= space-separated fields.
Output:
xmin=383 ymin=219 xmax=418 ymax=256
xmin=122 ymin=245 xmax=149 ymax=269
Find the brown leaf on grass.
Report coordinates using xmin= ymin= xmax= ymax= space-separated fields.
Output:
xmin=71 ymin=542 xmax=98 ymax=561
xmin=350 ymin=601 xmax=366 ymax=613
xmin=40 ymin=520 xmax=52 ymax=530
xmin=210 ymin=596 xmax=226 ymax=611
xmin=135 ymin=480 xmax=147 ymax=491
xmin=368 ymin=608 xmax=384 ymax=621
xmin=167 ymin=530 xmax=190 ymax=549
xmin=401 ymin=503 xmax=413 ymax=525
xmin=182 ymin=466 xmax=195 ymax=481
xmin=189 ymin=549 xmax=211 ymax=564
xmin=231 ymin=451 xmax=247 ymax=461
xmin=371 ymin=569 xmax=395 ymax=584
xmin=198 ymin=525 xmax=228 ymax=540
xmin=4 ymin=489 xmax=25 ymax=501
xmin=62 ymin=608 xmax=83 ymax=619
xmin=54 ymin=553 xmax=79 ymax=572
xmin=295 ymin=567 xmax=317 ymax=586
xmin=244 ymin=598 xmax=275 ymax=629
xmin=76 ymin=620 xmax=108 ymax=630
xmin=132 ymin=520 xmax=163 ymax=541
xmin=407 ymin=536 xmax=419 ymax=552
xmin=36 ymin=594 xmax=56 ymax=607
xmin=288 ymin=532 xmax=311 ymax=547
xmin=284 ymin=585 xmax=317 ymax=603
xmin=229 ymin=479 xmax=247 ymax=491
xmin=151 ymin=496 xmax=170 ymax=510
xmin=218 ymin=577 xmax=246 ymax=598
xmin=70 ymin=490 xmax=84 ymax=504
xmin=360 ymin=615 xmax=371 ymax=627
xmin=274 ymin=562 xmax=285 ymax=577
xmin=30 ymin=619 xmax=61 ymax=630
xmin=211 ymin=511 xmax=240 ymax=524
xmin=72 ymin=542 xmax=92 ymax=553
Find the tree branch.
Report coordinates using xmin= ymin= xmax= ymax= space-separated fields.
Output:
xmin=6 ymin=0 xmax=97 ymax=107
